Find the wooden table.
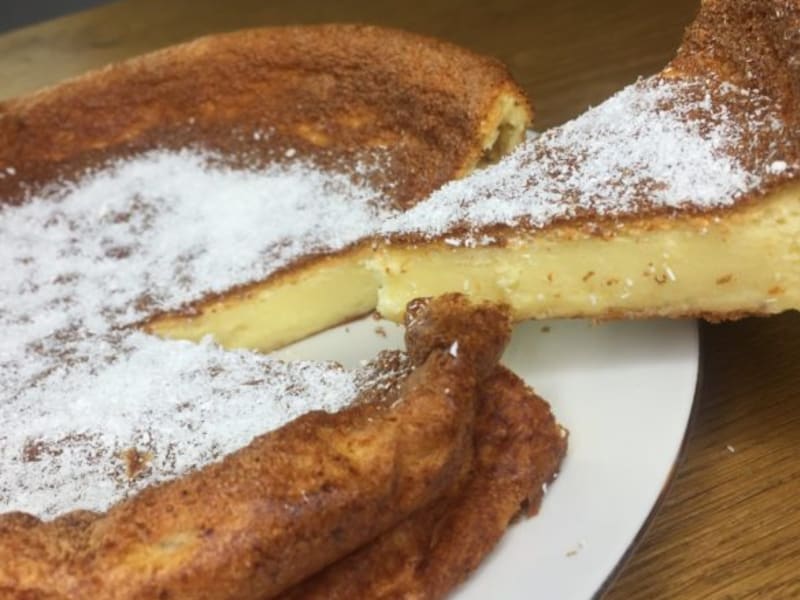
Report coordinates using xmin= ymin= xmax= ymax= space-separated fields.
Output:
xmin=2 ymin=1 xmax=798 ymax=598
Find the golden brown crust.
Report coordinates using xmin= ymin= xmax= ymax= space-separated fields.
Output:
xmin=280 ymin=366 xmax=567 ymax=600
xmin=617 ymin=0 xmax=800 ymax=218
xmin=0 ymin=296 xmax=513 ymax=600
xmin=592 ymin=0 xmax=800 ymax=224
xmin=0 ymin=24 xmax=531 ymax=207
xmin=672 ymin=0 xmax=800 ymax=127
xmin=404 ymin=293 xmax=512 ymax=380
xmin=662 ymin=0 xmax=800 ymax=207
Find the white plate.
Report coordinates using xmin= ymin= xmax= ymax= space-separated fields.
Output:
xmin=274 ymin=316 xmax=699 ymax=599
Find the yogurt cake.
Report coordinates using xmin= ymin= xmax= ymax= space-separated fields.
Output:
xmin=152 ymin=0 xmax=797 ymax=346
xmin=0 ymin=23 xmax=561 ymax=600
xmin=0 ymin=24 xmax=531 ymax=519
xmin=0 ymin=0 xmax=799 ymax=597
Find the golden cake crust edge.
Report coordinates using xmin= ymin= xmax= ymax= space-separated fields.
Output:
xmin=0 ymin=23 xmax=531 ymax=206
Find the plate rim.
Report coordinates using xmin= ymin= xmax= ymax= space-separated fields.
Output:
xmin=592 ymin=319 xmax=702 ymax=598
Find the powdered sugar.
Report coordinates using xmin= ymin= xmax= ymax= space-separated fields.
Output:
xmin=384 ymin=75 xmax=790 ymax=239
xmin=0 ymin=152 xmax=393 ymax=519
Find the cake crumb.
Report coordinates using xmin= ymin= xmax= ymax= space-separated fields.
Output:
xmin=566 ymin=540 xmax=586 ymax=557
xmin=122 ymin=448 xmax=153 ymax=480
xmin=768 ymin=160 xmax=788 ymax=174
xmin=716 ymin=274 xmax=733 ymax=285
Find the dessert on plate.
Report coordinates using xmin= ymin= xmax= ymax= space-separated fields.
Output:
xmin=372 ymin=0 xmax=800 ymax=323
xmin=149 ymin=0 xmax=800 ymax=346
xmin=0 ymin=24 xmax=562 ymax=600
xmin=1 ymin=0 xmax=798 ymax=597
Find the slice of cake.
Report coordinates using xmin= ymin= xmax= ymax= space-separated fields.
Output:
xmin=373 ymin=0 xmax=800 ymax=323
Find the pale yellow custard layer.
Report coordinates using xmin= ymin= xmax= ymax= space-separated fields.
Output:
xmin=147 ymin=255 xmax=376 ymax=352
xmin=149 ymin=185 xmax=800 ymax=351
xmin=375 ymin=185 xmax=800 ymax=322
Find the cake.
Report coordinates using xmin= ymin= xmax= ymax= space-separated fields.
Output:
xmin=1 ymin=0 xmax=797 ymax=597
xmin=372 ymin=0 xmax=800 ymax=323
xmin=0 ymin=24 xmax=561 ymax=600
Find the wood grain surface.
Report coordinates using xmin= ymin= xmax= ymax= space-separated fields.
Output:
xmin=2 ymin=1 xmax=799 ymax=598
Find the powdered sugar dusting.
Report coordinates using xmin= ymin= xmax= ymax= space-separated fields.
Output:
xmin=384 ymin=75 xmax=792 ymax=239
xmin=2 ymin=333 xmax=363 ymax=519
xmin=0 ymin=152 xmax=394 ymax=519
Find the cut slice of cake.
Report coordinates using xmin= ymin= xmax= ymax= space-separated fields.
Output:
xmin=7 ymin=2 xmax=794 ymax=359
xmin=373 ymin=0 xmax=800 ymax=323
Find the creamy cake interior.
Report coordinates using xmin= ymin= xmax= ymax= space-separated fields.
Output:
xmin=375 ymin=185 xmax=800 ymax=322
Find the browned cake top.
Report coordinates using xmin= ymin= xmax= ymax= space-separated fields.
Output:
xmin=672 ymin=0 xmax=800 ymax=130
xmin=0 ymin=23 xmax=527 ymax=207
